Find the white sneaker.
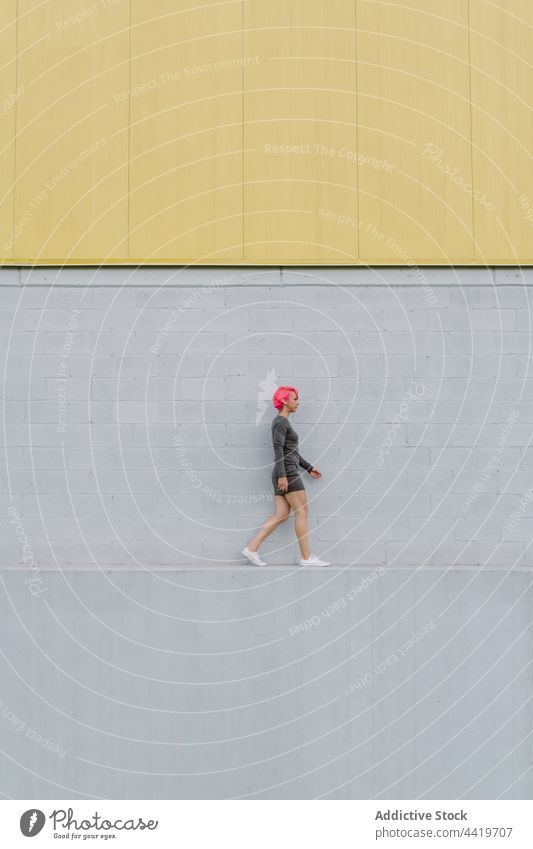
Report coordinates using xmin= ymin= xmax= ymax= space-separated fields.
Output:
xmin=299 ymin=554 xmax=331 ymax=567
xmin=241 ymin=546 xmax=267 ymax=567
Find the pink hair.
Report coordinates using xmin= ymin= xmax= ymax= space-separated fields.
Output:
xmin=273 ymin=385 xmax=298 ymax=411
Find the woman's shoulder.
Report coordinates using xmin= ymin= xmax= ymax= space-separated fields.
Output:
xmin=272 ymin=415 xmax=288 ymax=428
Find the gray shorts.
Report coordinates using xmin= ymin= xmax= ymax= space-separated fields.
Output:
xmin=272 ymin=467 xmax=305 ymax=496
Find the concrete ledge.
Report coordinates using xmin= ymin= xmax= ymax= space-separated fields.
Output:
xmin=1 ymin=564 xmax=532 ymax=571
xmin=0 ymin=567 xmax=531 ymax=798
xmin=1 ymin=265 xmax=533 ymax=285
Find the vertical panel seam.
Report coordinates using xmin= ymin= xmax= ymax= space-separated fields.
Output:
xmin=12 ymin=0 xmax=18 ymax=265
xmin=241 ymin=0 xmax=244 ymax=261
xmin=355 ymin=0 xmax=359 ymax=263
xmin=127 ymin=0 xmax=132 ymax=260
xmin=466 ymin=0 xmax=475 ymax=261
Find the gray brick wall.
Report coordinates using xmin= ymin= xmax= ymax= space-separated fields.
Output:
xmin=2 ymin=266 xmax=533 ymax=566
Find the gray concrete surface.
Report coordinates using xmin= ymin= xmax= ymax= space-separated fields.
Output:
xmin=0 ymin=566 xmax=531 ymax=799
xmin=1 ymin=267 xmax=532 ymax=799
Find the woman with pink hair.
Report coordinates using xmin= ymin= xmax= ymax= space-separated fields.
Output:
xmin=242 ymin=386 xmax=330 ymax=567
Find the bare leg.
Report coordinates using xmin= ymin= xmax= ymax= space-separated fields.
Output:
xmin=246 ymin=496 xmax=291 ymax=552
xmin=283 ymin=490 xmax=311 ymax=559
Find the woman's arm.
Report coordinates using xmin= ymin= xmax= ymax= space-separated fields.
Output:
xmin=272 ymin=420 xmax=288 ymax=478
xmin=298 ymin=454 xmax=314 ymax=473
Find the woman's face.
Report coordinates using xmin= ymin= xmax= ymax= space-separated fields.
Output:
xmin=285 ymin=392 xmax=299 ymax=413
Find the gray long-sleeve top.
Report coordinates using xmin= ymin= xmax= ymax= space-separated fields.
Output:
xmin=271 ymin=415 xmax=314 ymax=478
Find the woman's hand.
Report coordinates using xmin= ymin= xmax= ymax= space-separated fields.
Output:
xmin=277 ymin=476 xmax=289 ymax=493
xmin=309 ymin=468 xmax=322 ymax=479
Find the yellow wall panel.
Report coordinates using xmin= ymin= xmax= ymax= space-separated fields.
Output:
xmin=470 ymin=0 xmax=533 ymax=262
xmin=14 ymin=0 xmax=130 ymax=261
xmin=243 ymin=0 xmax=357 ymax=261
xmin=357 ymin=0 xmax=473 ymax=262
xmin=0 ymin=3 xmax=17 ymax=260
xmin=129 ymin=1 xmax=242 ymax=262
xmin=0 ymin=1 xmax=530 ymax=265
